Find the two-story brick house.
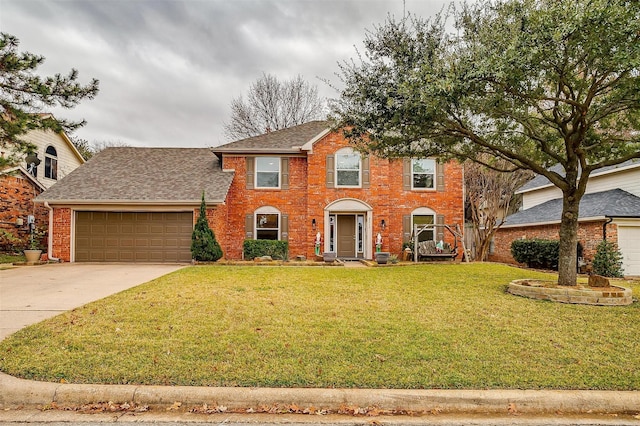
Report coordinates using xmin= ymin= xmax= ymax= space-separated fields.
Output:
xmin=36 ymin=121 xmax=464 ymax=262
xmin=1 ymin=124 xmax=84 ymax=248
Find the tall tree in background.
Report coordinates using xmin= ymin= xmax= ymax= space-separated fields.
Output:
xmin=0 ymin=33 xmax=99 ymax=168
xmin=70 ymin=137 xmax=130 ymax=161
xmin=465 ymin=157 xmax=532 ymax=261
xmin=224 ymin=73 xmax=325 ymax=140
xmin=332 ymin=0 xmax=640 ymax=286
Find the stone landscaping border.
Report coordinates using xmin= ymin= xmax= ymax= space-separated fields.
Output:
xmin=507 ymin=279 xmax=633 ymax=306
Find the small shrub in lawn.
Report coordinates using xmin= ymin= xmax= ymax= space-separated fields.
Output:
xmin=511 ymin=239 xmax=559 ymax=270
xmin=243 ymin=239 xmax=288 ymax=260
xmin=592 ymin=240 xmax=624 ymax=278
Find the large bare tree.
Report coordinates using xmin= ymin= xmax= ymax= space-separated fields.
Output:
xmin=224 ymin=73 xmax=325 ymax=140
xmin=465 ymin=158 xmax=531 ymax=261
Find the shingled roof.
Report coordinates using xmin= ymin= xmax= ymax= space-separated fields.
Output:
xmin=504 ymin=189 xmax=640 ymax=226
xmin=213 ymin=120 xmax=331 ymax=154
xmin=35 ymin=147 xmax=234 ymax=204
xmin=518 ymin=159 xmax=640 ymax=193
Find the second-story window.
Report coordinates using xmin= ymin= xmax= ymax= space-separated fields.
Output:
xmin=255 ymin=157 xmax=280 ymax=188
xmin=44 ymin=146 xmax=58 ymax=180
xmin=336 ymin=148 xmax=361 ymax=187
xmin=412 ymin=158 xmax=435 ymax=189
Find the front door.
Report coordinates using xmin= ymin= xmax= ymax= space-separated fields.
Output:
xmin=337 ymin=215 xmax=356 ymax=258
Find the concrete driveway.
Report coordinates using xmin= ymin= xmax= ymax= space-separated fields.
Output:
xmin=0 ymin=263 xmax=186 ymax=340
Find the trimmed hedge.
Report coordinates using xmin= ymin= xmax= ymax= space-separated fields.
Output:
xmin=511 ymin=239 xmax=559 ymax=270
xmin=243 ymin=240 xmax=289 ymax=260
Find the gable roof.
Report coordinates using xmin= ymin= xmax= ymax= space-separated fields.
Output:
xmin=518 ymin=159 xmax=640 ymax=193
xmin=213 ymin=121 xmax=330 ymax=155
xmin=35 ymin=147 xmax=234 ymax=205
xmin=504 ymin=189 xmax=640 ymax=227
xmin=1 ymin=166 xmax=46 ymax=191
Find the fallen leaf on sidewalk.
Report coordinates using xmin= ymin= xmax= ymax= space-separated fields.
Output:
xmin=166 ymin=401 xmax=182 ymax=411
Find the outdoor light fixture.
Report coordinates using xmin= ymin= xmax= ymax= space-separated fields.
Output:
xmin=381 ymin=219 xmax=386 ymax=230
xmin=312 ymin=218 xmax=317 ymax=230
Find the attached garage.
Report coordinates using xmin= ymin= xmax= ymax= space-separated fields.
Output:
xmin=75 ymin=211 xmax=193 ymax=263
xmin=617 ymin=225 xmax=640 ymax=276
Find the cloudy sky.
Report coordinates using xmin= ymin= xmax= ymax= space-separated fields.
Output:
xmin=1 ymin=0 xmax=449 ymax=148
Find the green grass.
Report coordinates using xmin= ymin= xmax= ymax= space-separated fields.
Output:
xmin=0 ymin=253 xmax=24 ymax=264
xmin=1 ymin=263 xmax=639 ymax=390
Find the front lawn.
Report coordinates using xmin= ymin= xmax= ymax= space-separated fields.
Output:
xmin=0 ymin=252 xmax=24 ymax=264
xmin=1 ymin=264 xmax=638 ymax=390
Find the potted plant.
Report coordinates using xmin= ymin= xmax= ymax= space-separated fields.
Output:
xmin=375 ymin=251 xmax=390 ymax=264
xmin=24 ymin=227 xmax=45 ymax=264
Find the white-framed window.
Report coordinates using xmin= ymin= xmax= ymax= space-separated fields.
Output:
xmin=255 ymin=157 xmax=280 ymax=188
xmin=335 ymin=148 xmax=361 ymax=187
xmin=412 ymin=207 xmax=436 ymax=242
xmin=412 ymin=158 xmax=435 ymax=189
xmin=255 ymin=206 xmax=280 ymax=240
xmin=44 ymin=145 xmax=58 ymax=180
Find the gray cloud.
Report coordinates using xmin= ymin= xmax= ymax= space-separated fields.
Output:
xmin=0 ymin=0 xmax=449 ymax=148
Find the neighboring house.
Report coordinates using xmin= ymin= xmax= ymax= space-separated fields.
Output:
xmin=0 ymin=125 xmax=85 ymax=247
xmin=36 ymin=121 xmax=465 ymax=263
xmin=491 ymin=160 xmax=640 ymax=275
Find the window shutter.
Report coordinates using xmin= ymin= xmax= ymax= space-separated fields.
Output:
xmin=281 ymin=214 xmax=289 ymax=241
xmin=436 ymin=161 xmax=445 ymax=192
xmin=403 ymin=215 xmax=412 ymax=244
xmin=281 ymin=158 xmax=289 ymax=189
xmin=403 ymin=158 xmax=411 ymax=190
xmin=326 ymin=155 xmax=335 ymax=188
xmin=436 ymin=214 xmax=445 ymax=242
xmin=246 ymin=157 xmax=254 ymax=189
xmin=362 ymin=156 xmax=370 ymax=188
xmin=245 ymin=214 xmax=254 ymax=239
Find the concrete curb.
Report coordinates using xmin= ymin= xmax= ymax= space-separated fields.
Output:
xmin=1 ymin=372 xmax=639 ymax=415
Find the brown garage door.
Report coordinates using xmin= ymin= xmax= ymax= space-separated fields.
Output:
xmin=75 ymin=211 xmax=193 ymax=262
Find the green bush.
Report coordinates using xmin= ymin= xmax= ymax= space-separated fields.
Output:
xmin=511 ymin=239 xmax=559 ymax=270
xmin=191 ymin=193 xmax=223 ymax=262
xmin=243 ymin=240 xmax=289 ymax=260
xmin=592 ymin=240 xmax=624 ymax=278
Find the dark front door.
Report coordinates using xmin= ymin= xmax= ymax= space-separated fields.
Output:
xmin=337 ymin=215 xmax=356 ymax=258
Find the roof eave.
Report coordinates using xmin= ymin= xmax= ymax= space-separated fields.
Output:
xmin=34 ymin=199 xmax=226 ymax=206
xmin=501 ymin=216 xmax=609 ymax=228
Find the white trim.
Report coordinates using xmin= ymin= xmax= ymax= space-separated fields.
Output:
xmin=1 ymin=166 xmax=47 ymax=190
xmin=500 ymin=216 xmax=609 ymax=228
xmin=518 ymin=162 xmax=640 ymax=194
xmin=335 ymin=148 xmax=362 ymax=188
xmin=36 ymin=199 xmax=226 ymax=206
xmin=410 ymin=158 xmax=436 ymax=191
xmin=254 ymin=206 xmax=281 ymax=240
xmin=298 ymin=128 xmax=331 ymax=153
xmin=254 ymin=156 xmax=281 ymax=189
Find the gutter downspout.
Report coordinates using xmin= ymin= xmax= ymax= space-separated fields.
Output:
xmin=44 ymin=201 xmax=61 ymax=262
xmin=603 ymin=217 xmax=613 ymax=241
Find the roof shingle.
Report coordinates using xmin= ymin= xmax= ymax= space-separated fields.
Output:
xmin=35 ymin=147 xmax=234 ymax=204
xmin=505 ymin=189 xmax=640 ymax=226
xmin=213 ymin=121 xmax=330 ymax=153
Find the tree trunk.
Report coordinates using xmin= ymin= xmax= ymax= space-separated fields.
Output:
xmin=557 ymin=195 xmax=580 ymax=286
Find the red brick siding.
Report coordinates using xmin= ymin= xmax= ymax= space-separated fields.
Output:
xmin=51 ymin=208 xmax=72 ymax=261
xmin=0 ymin=174 xmax=48 ymax=249
xmin=490 ymin=221 xmax=616 ymax=265
xmin=223 ymin=131 xmax=465 ymax=260
xmin=194 ymin=205 xmax=229 ymax=258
